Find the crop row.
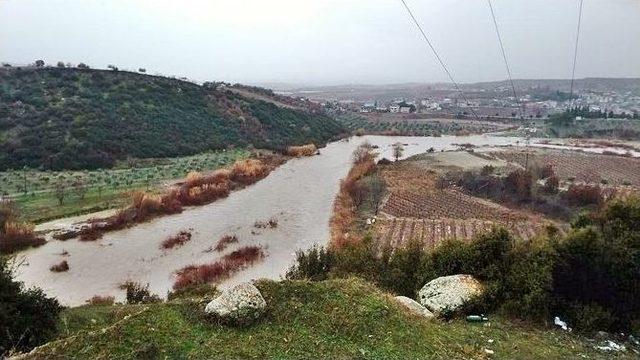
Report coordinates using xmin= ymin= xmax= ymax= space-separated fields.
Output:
xmin=491 ymin=149 xmax=640 ymax=187
xmin=375 ymin=217 xmax=555 ymax=252
xmin=0 ymin=149 xmax=249 ymax=196
xmin=381 ymin=189 xmax=527 ymax=222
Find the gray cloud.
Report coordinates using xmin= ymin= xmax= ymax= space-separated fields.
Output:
xmin=1 ymin=0 xmax=638 ymax=86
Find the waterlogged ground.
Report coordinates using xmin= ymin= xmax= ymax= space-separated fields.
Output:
xmin=16 ymin=135 xmax=631 ymax=306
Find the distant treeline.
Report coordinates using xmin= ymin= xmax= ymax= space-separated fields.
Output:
xmin=0 ymin=67 xmax=345 ymax=171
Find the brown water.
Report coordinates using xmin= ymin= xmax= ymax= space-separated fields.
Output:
xmin=17 ymin=134 xmax=617 ymax=306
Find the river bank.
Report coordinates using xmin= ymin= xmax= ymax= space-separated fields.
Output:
xmin=16 ymin=134 xmax=636 ymax=306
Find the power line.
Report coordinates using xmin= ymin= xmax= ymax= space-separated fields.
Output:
xmin=398 ymin=0 xmax=479 ymax=119
xmin=486 ymin=0 xmax=523 ymax=119
xmin=569 ymin=0 xmax=584 ymax=103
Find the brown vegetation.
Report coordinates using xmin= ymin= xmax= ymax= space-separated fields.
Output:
xmin=563 ymin=184 xmax=603 ymax=206
xmin=330 ymin=144 xmax=377 ymax=248
xmin=230 ymin=159 xmax=269 ymax=184
xmin=287 ymin=144 xmax=317 ymax=157
xmin=49 ymin=260 xmax=69 ymax=272
xmin=70 ymin=155 xmax=286 ymax=240
xmin=214 ymin=234 xmax=238 ymax=252
xmin=0 ymin=199 xmax=45 ymax=254
xmin=161 ymin=231 xmax=193 ymax=249
xmin=173 ymin=246 xmax=265 ymax=290
xmin=0 ymin=221 xmax=46 ymax=254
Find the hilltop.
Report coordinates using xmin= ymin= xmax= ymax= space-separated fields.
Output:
xmin=0 ymin=67 xmax=345 ymax=171
xmin=14 ymin=279 xmax=624 ymax=359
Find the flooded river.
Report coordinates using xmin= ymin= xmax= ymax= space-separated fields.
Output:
xmin=15 ymin=134 xmax=622 ymax=306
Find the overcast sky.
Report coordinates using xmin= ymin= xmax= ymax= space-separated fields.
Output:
xmin=1 ymin=0 xmax=639 ymax=86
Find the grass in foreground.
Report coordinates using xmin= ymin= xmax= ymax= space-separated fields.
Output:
xmin=23 ymin=278 xmax=629 ymax=359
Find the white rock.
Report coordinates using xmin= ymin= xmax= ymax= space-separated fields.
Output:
xmin=205 ymin=282 xmax=266 ymax=325
xmin=418 ymin=274 xmax=484 ymax=316
xmin=394 ymin=296 xmax=435 ymax=319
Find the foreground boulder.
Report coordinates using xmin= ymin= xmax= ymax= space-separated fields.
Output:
xmin=394 ymin=296 xmax=434 ymax=319
xmin=204 ymin=282 xmax=266 ymax=325
xmin=418 ymin=274 xmax=483 ymax=316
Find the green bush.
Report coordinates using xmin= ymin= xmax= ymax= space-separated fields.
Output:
xmin=288 ymin=199 xmax=640 ymax=332
xmin=286 ymin=245 xmax=335 ymax=281
xmin=122 ymin=281 xmax=161 ymax=304
xmin=1 ymin=258 xmax=62 ymax=355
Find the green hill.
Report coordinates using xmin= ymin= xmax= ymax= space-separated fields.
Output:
xmin=17 ymin=278 xmax=626 ymax=359
xmin=0 ymin=67 xmax=345 ymax=171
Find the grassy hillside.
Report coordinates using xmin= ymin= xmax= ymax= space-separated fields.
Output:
xmin=20 ymin=279 xmax=629 ymax=359
xmin=0 ymin=67 xmax=345 ymax=171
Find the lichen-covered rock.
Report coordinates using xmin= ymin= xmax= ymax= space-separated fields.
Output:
xmin=204 ymin=282 xmax=266 ymax=325
xmin=394 ymin=296 xmax=434 ymax=319
xmin=418 ymin=274 xmax=483 ymax=316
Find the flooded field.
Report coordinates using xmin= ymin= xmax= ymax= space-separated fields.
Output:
xmin=16 ymin=134 xmax=629 ymax=306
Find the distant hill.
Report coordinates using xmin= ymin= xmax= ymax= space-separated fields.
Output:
xmin=0 ymin=68 xmax=345 ymax=170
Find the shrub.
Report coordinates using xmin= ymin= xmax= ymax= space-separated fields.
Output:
xmin=286 ymin=144 xmax=317 ymax=157
xmin=230 ymin=159 xmax=268 ymax=184
xmin=121 ymin=281 xmax=161 ymax=304
xmin=1 ymin=258 xmax=61 ymax=355
xmin=173 ymin=246 xmax=264 ymax=290
xmin=0 ymin=222 xmax=46 ymax=254
xmin=214 ymin=234 xmax=238 ymax=252
xmin=504 ymin=169 xmax=533 ymax=200
xmin=286 ymin=245 xmax=335 ymax=281
xmin=290 ymin=198 xmax=640 ymax=332
xmin=543 ymin=175 xmax=560 ymax=194
xmin=49 ymin=260 xmax=69 ymax=272
xmin=331 ymin=145 xmax=377 ymax=247
xmin=563 ymin=184 xmax=602 ymax=206
xmin=161 ymin=231 xmax=192 ymax=249
xmin=552 ymin=226 xmax=640 ymax=332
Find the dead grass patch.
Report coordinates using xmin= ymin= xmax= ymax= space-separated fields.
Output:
xmin=287 ymin=144 xmax=317 ymax=157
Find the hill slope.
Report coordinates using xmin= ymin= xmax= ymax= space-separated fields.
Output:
xmin=0 ymin=68 xmax=345 ymax=170
xmin=18 ymin=279 xmax=627 ymax=359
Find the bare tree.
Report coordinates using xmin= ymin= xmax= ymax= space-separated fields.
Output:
xmin=365 ymin=176 xmax=386 ymax=215
xmin=73 ymin=177 xmax=88 ymax=200
xmin=392 ymin=142 xmax=404 ymax=161
xmin=55 ymin=180 xmax=67 ymax=205
xmin=352 ymin=141 xmax=373 ymax=164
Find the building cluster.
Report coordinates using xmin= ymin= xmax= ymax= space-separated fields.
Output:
xmin=319 ymin=88 xmax=640 ymax=119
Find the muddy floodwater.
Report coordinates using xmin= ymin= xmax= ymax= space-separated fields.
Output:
xmin=16 ymin=134 xmax=619 ymax=306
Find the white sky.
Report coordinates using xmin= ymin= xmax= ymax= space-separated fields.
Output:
xmin=1 ymin=0 xmax=639 ymax=86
